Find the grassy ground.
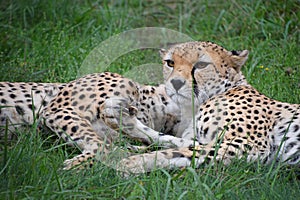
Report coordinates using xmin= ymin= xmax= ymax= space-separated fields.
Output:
xmin=0 ymin=0 xmax=299 ymax=199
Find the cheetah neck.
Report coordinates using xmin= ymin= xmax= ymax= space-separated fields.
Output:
xmin=198 ymin=73 xmax=249 ymax=104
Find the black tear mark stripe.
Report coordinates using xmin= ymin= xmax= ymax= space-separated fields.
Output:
xmin=191 ymin=67 xmax=199 ymax=96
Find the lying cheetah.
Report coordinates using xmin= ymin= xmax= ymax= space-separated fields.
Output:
xmin=0 ymin=72 xmax=197 ymax=169
xmin=111 ymin=41 xmax=300 ymax=174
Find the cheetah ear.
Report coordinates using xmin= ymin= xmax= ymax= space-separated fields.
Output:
xmin=230 ymin=50 xmax=249 ymax=71
xmin=159 ymin=49 xmax=167 ymax=58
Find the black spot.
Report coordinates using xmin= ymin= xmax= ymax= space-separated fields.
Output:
xmin=208 ymin=150 xmax=215 ymax=156
xmin=228 ymin=151 xmax=236 ymax=156
xmin=235 ymin=139 xmax=243 ymax=143
xmin=80 ymin=123 xmax=88 ymax=127
xmin=294 ymin=125 xmax=299 ymax=132
xmin=230 ymin=124 xmax=236 ymax=129
xmin=42 ymin=100 xmax=48 ymax=107
xmin=15 ymin=106 xmax=25 ymax=115
xmin=203 ymin=117 xmax=209 ymax=123
xmin=90 ymin=94 xmax=96 ymax=98
xmin=55 ymin=115 xmax=63 ymax=120
xmin=257 ymin=132 xmax=262 ymax=138
xmin=235 ymin=102 xmax=241 ymax=105
xmin=274 ymin=112 xmax=281 ymax=116
xmin=9 ymin=94 xmax=16 ymax=99
xmin=237 ymin=127 xmax=243 ymax=133
xmin=228 ymin=143 xmax=240 ymax=149
xmin=57 ymin=98 xmax=62 ymax=103
xmin=128 ymin=81 xmax=134 ymax=87
xmin=62 ymin=125 xmax=68 ymax=131
xmin=172 ymin=152 xmax=185 ymax=158
xmin=71 ymin=126 xmax=79 ymax=133
xmin=114 ymin=91 xmax=120 ymax=96
xmin=63 ymin=91 xmax=69 ymax=96
xmin=79 ymin=94 xmax=85 ymax=99
xmin=100 ymin=93 xmax=106 ymax=98
xmin=203 ymin=127 xmax=209 ymax=136
xmin=64 ymin=116 xmax=71 ymax=120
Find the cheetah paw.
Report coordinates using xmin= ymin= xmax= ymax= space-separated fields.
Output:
xmin=100 ymin=98 xmax=138 ymax=132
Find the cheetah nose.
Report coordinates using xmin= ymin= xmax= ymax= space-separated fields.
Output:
xmin=171 ymin=79 xmax=185 ymax=91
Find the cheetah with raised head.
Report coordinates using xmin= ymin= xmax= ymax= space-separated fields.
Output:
xmin=0 ymin=72 xmax=197 ymax=169
xmin=113 ymin=41 xmax=300 ymax=174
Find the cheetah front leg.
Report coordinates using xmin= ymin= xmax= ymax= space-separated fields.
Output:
xmin=117 ymin=135 xmax=264 ymax=174
xmin=100 ymin=98 xmax=199 ymax=148
xmin=42 ymin=107 xmax=111 ymax=169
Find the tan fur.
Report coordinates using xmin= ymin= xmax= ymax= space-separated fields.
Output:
xmin=116 ymin=41 xmax=300 ymax=174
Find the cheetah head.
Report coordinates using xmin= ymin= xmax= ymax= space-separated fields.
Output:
xmin=160 ymin=41 xmax=249 ymax=106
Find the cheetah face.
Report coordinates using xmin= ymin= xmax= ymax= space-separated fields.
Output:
xmin=160 ymin=41 xmax=249 ymax=105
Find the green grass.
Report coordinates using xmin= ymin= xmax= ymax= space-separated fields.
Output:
xmin=0 ymin=0 xmax=299 ymax=199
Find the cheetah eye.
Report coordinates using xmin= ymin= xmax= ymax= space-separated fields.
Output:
xmin=164 ymin=59 xmax=175 ymax=68
xmin=193 ymin=61 xmax=211 ymax=69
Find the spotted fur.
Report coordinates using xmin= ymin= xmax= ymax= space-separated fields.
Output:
xmin=0 ymin=71 xmax=197 ymax=169
xmin=116 ymin=41 xmax=300 ymax=174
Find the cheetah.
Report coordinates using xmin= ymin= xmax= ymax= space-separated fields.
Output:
xmin=112 ymin=41 xmax=300 ymax=174
xmin=0 ymin=72 xmax=197 ymax=169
